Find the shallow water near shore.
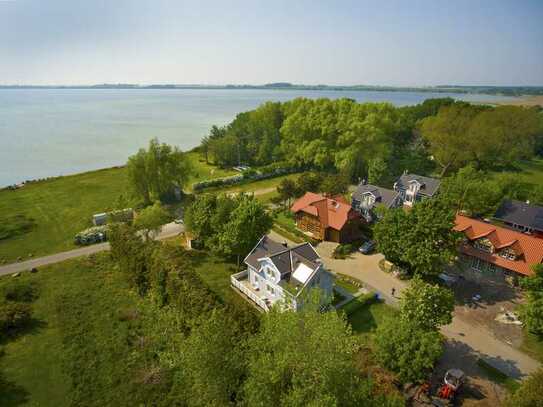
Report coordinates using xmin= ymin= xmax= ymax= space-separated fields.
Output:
xmin=0 ymin=88 xmax=512 ymax=187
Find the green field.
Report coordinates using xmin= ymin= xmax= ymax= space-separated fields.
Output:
xmin=0 ymin=254 xmax=141 ymax=406
xmin=490 ymin=158 xmax=543 ymax=186
xmin=0 ymin=153 xmax=234 ymax=264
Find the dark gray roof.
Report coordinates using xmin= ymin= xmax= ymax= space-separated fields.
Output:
xmin=396 ymin=173 xmax=440 ymax=197
xmin=494 ymin=200 xmax=543 ymax=232
xmin=244 ymin=236 xmax=286 ymax=270
xmin=244 ymin=236 xmax=321 ymax=285
xmin=352 ymin=183 xmax=400 ymax=208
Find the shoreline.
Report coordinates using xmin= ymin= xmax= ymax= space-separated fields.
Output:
xmin=489 ymin=95 xmax=543 ymax=107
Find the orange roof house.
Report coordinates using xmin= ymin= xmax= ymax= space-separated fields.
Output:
xmin=454 ymin=214 xmax=543 ymax=277
xmin=290 ymin=192 xmax=362 ymax=243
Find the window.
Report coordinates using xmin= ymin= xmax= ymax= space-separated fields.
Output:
xmin=474 ymin=238 xmax=493 ymax=253
xmin=499 ymin=249 xmax=516 ymax=261
xmin=266 ymin=284 xmax=275 ymax=295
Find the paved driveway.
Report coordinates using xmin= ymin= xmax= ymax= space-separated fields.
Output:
xmin=0 ymin=222 xmax=184 ymax=277
xmin=304 ymin=239 xmax=541 ymax=379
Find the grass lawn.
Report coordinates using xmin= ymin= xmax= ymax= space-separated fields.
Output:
xmin=520 ymin=330 xmax=543 ymax=363
xmin=347 ymin=299 xmax=397 ymax=336
xmin=476 ymin=359 xmax=520 ymax=394
xmin=0 ymin=152 xmax=233 ymax=263
xmin=203 ymin=173 xmax=301 ymax=195
xmin=189 ymin=251 xmax=240 ymax=305
xmin=335 ymin=278 xmax=360 ymax=294
xmin=0 ymin=253 xmax=142 ymax=406
xmin=489 ymin=158 xmax=543 ymax=186
xmin=0 ymin=167 xmax=130 ymax=263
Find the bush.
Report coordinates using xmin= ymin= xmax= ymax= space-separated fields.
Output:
xmin=332 ymin=243 xmax=354 ymax=259
xmin=0 ymin=214 xmax=36 ymax=241
xmin=375 ymin=318 xmax=443 ymax=383
xmin=191 ymin=167 xmax=296 ymax=191
xmin=0 ymin=302 xmax=32 ymax=335
xmin=2 ymin=280 xmax=39 ymax=303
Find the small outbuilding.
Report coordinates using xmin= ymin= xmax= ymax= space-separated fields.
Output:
xmin=92 ymin=213 xmax=108 ymax=226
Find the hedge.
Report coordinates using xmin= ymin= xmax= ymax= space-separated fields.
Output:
xmin=192 ymin=167 xmax=296 ymax=192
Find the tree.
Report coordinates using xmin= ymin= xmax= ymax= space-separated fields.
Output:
xmin=133 ymin=202 xmax=171 ymax=240
xmin=184 ymin=194 xmax=218 ymax=243
xmin=367 ymin=157 xmax=388 ymax=185
xmin=375 ymin=317 xmax=443 ymax=383
xmin=243 ymin=305 xmax=377 ymax=406
xmin=419 ymin=104 xmax=479 ymax=176
xmin=0 ymin=302 xmax=32 ymax=336
xmin=468 ymin=106 xmax=542 ymax=169
xmin=127 ymin=138 xmax=193 ymax=204
xmin=439 ymin=165 xmax=502 ymax=217
xmin=519 ymin=264 xmax=543 ymax=336
xmin=503 ymin=368 xmax=543 ymax=407
xmin=374 ymin=200 xmax=460 ymax=278
xmin=176 ymin=310 xmax=245 ymax=406
xmin=319 ymin=173 xmax=349 ymax=197
xmin=276 ymin=178 xmax=298 ymax=208
xmin=295 ymin=172 xmax=324 ymax=196
xmin=373 ymin=208 xmax=409 ymax=265
xmin=214 ymin=195 xmax=273 ymax=264
xmin=109 ymin=223 xmax=152 ymax=295
xmin=400 ymin=278 xmax=454 ymax=331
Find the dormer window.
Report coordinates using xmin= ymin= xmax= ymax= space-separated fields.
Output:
xmin=474 ymin=238 xmax=493 ymax=253
xmin=499 ymin=248 xmax=517 ymax=261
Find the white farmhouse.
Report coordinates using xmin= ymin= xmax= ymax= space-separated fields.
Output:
xmin=231 ymin=236 xmax=334 ymax=312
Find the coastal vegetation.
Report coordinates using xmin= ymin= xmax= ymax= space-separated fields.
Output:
xmin=0 ymin=152 xmax=233 ymax=263
xmin=0 ymin=242 xmax=404 ymax=406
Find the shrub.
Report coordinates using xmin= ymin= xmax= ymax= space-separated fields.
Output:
xmin=0 ymin=302 xmax=32 ymax=335
xmin=2 ymin=280 xmax=39 ymax=303
xmin=375 ymin=318 xmax=443 ymax=383
xmin=0 ymin=214 xmax=36 ymax=241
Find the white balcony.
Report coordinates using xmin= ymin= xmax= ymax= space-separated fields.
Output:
xmin=231 ymin=270 xmax=270 ymax=312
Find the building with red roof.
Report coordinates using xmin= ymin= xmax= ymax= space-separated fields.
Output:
xmin=290 ymin=192 xmax=363 ymax=243
xmin=454 ymin=214 xmax=543 ymax=282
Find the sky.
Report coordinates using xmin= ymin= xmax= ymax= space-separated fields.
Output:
xmin=1 ymin=0 xmax=542 ymax=86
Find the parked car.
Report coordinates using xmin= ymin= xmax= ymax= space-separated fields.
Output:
xmin=359 ymin=240 xmax=376 ymax=254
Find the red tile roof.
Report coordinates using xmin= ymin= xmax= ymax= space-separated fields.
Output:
xmin=454 ymin=214 xmax=543 ymax=276
xmin=290 ymin=192 xmax=358 ymax=231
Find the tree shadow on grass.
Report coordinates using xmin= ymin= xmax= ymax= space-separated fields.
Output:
xmin=0 ymin=374 xmax=30 ymax=407
xmin=0 ymin=318 xmax=47 ymax=346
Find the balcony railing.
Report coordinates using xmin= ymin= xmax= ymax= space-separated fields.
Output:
xmin=231 ymin=270 xmax=270 ymax=312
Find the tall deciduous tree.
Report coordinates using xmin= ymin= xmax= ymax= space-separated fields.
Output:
xmin=215 ymin=195 xmax=273 ymax=262
xmin=419 ymin=105 xmax=479 ymax=176
xmin=468 ymin=106 xmax=542 ymax=169
xmin=243 ymin=306 xmax=378 ymax=406
xmin=127 ymin=138 xmax=193 ymax=204
xmin=133 ymin=202 xmax=171 ymax=240
xmin=400 ymin=278 xmax=455 ymax=331
xmin=276 ymin=178 xmax=298 ymax=208
xmin=177 ymin=310 xmax=245 ymax=406
xmin=519 ymin=264 xmax=543 ymax=336
xmin=439 ymin=165 xmax=502 ymax=217
xmin=375 ymin=318 xmax=444 ymax=383
xmin=374 ymin=200 xmax=459 ymax=277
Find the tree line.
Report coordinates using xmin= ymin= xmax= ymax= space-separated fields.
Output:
xmin=199 ymin=97 xmax=543 ymax=181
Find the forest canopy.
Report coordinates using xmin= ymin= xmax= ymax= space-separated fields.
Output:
xmin=199 ymin=97 xmax=543 ymax=181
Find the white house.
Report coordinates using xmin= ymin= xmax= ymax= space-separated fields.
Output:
xmin=231 ymin=236 xmax=334 ymax=312
xmin=393 ymin=172 xmax=440 ymax=207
